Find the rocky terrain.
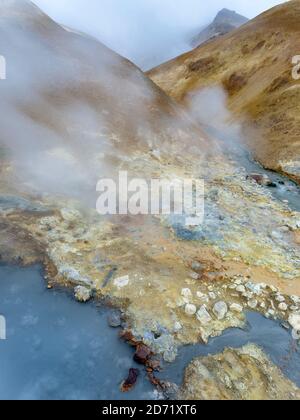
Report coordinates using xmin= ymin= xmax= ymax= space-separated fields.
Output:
xmin=179 ymin=344 xmax=300 ymax=400
xmin=148 ymin=0 xmax=300 ymax=183
xmin=0 ymin=0 xmax=299 ymax=400
xmin=191 ymin=8 xmax=248 ymax=47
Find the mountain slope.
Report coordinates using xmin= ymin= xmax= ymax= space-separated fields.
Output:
xmin=192 ymin=8 xmax=248 ymax=47
xmin=0 ymin=0 xmax=207 ymax=199
xmin=148 ymin=0 xmax=300 ymax=183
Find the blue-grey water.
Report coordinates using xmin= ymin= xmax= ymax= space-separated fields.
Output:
xmin=0 ymin=265 xmax=299 ymax=400
xmin=0 ymin=265 xmax=155 ymax=400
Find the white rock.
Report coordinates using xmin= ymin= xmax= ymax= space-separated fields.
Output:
xmin=185 ymin=304 xmax=197 ymax=316
xmin=174 ymin=322 xmax=182 ymax=332
xmin=196 ymin=291 xmax=205 ymax=299
xmin=189 ymin=271 xmax=199 ymax=280
xmin=196 ymin=306 xmax=212 ymax=325
xmin=213 ymin=301 xmax=228 ymax=320
xmin=236 ymin=285 xmax=246 ymax=294
xmin=288 ymin=313 xmax=300 ymax=331
xmin=208 ymin=292 xmax=216 ymax=300
xmin=230 ymin=303 xmax=243 ymax=313
xmin=278 ymin=303 xmax=288 ymax=311
xmin=275 ymin=295 xmax=285 ymax=303
xmin=114 ymin=275 xmax=129 ymax=288
xmin=291 ymin=295 xmax=300 ymax=304
xmin=248 ymin=299 xmax=258 ymax=309
xmin=265 ymin=309 xmax=275 ymax=318
xmin=74 ymin=286 xmax=92 ymax=303
xmin=181 ymin=288 xmax=192 ymax=299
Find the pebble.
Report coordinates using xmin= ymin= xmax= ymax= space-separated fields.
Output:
xmin=191 ymin=262 xmax=203 ymax=272
xmin=275 ymin=295 xmax=285 ymax=303
xmin=174 ymin=321 xmax=183 ymax=332
xmin=181 ymin=288 xmax=192 ymax=299
xmin=236 ymin=285 xmax=246 ymax=294
xmin=185 ymin=304 xmax=197 ymax=316
xmin=248 ymin=299 xmax=258 ymax=309
xmin=74 ymin=286 xmax=92 ymax=303
xmin=213 ymin=301 xmax=228 ymax=320
xmin=114 ymin=275 xmax=130 ymax=288
xmin=208 ymin=292 xmax=216 ymax=300
xmin=189 ymin=271 xmax=200 ymax=280
xmin=288 ymin=313 xmax=300 ymax=331
xmin=107 ymin=311 xmax=122 ymax=328
xmin=230 ymin=303 xmax=243 ymax=313
xmin=278 ymin=303 xmax=288 ymax=312
xmin=196 ymin=305 xmax=212 ymax=325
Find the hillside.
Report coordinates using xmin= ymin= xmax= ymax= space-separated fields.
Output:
xmin=191 ymin=8 xmax=248 ymax=47
xmin=0 ymin=0 xmax=208 ymax=200
xmin=148 ymin=0 xmax=300 ymax=183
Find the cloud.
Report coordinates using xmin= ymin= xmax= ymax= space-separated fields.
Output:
xmin=31 ymin=0 xmax=285 ymax=69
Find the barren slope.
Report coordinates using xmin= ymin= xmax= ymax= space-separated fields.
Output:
xmin=149 ymin=0 xmax=300 ymax=183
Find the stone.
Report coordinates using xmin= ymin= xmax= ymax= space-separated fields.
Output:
xmin=108 ymin=310 xmax=122 ymax=328
xmin=189 ymin=271 xmax=200 ymax=280
xmin=248 ymin=299 xmax=258 ymax=309
xmin=121 ymin=368 xmax=140 ymax=392
xmin=134 ymin=344 xmax=151 ymax=364
xmin=278 ymin=303 xmax=288 ymax=312
xmin=181 ymin=288 xmax=192 ymax=299
xmin=196 ymin=291 xmax=206 ymax=299
xmin=275 ymin=295 xmax=285 ymax=303
xmin=208 ymin=292 xmax=216 ymax=300
xmin=185 ymin=304 xmax=197 ymax=316
xmin=191 ymin=261 xmax=203 ymax=272
xmin=114 ymin=275 xmax=130 ymax=288
xmin=288 ymin=313 xmax=300 ymax=331
xmin=196 ymin=305 xmax=212 ymax=325
xmin=213 ymin=301 xmax=228 ymax=320
xmin=246 ymin=173 xmax=271 ymax=186
xmin=230 ymin=303 xmax=243 ymax=313
xmin=174 ymin=322 xmax=182 ymax=332
xmin=74 ymin=285 xmax=92 ymax=303
xmin=236 ymin=285 xmax=246 ymax=294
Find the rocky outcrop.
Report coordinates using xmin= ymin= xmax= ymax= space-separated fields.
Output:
xmin=179 ymin=344 xmax=300 ymax=400
xmin=192 ymin=9 xmax=248 ymax=47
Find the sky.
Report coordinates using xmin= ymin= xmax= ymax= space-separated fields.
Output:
xmin=32 ymin=0 xmax=286 ymax=69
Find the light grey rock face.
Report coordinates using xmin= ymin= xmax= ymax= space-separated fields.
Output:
xmin=192 ymin=8 xmax=248 ymax=47
xmin=213 ymin=301 xmax=228 ymax=320
xmin=74 ymin=285 xmax=92 ymax=303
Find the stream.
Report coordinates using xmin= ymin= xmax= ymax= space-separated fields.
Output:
xmin=0 ymin=265 xmax=299 ymax=400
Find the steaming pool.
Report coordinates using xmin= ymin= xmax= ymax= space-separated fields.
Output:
xmin=0 ymin=265 xmax=299 ymax=400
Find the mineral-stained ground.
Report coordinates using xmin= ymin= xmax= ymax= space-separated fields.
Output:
xmin=0 ymin=0 xmax=300 ymax=400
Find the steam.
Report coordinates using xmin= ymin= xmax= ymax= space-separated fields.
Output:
xmin=186 ymin=86 xmax=242 ymax=145
xmin=0 ymin=1 xmax=207 ymax=207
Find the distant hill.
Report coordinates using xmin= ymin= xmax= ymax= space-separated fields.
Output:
xmin=192 ymin=8 xmax=248 ymax=47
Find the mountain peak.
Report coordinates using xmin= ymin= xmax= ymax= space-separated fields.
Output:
xmin=191 ymin=8 xmax=248 ymax=47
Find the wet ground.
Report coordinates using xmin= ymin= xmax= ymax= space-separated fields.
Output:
xmin=0 ymin=265 xmax=299 ymax=400
xmin=207 ymin=125 xmax=300 ymax=212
